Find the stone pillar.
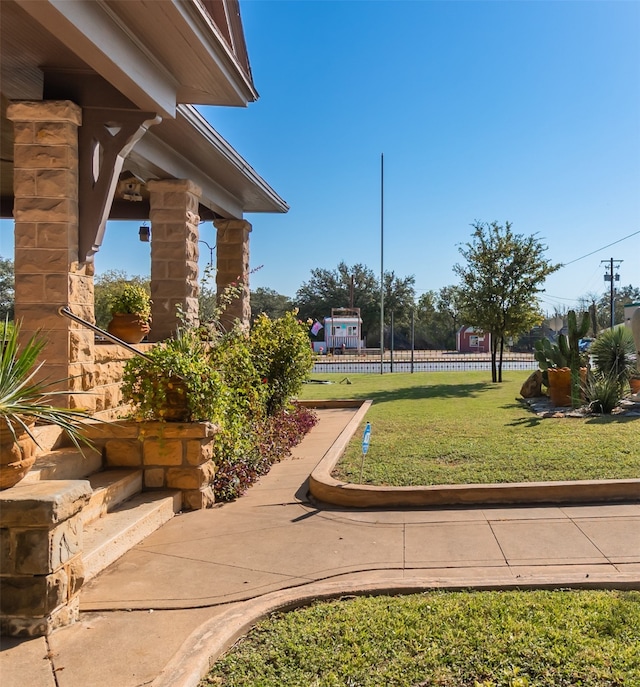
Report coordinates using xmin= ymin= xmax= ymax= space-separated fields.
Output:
xmin=148 ymin=179 xmax=201 ymax=341
xmin=7 ymin=101 xmax=95 ymax=409
xmin=99 ymin=420 xmax=218 ymax=510
xmin=0 ymin=480 xmax=92 ymax=637
xmin=214 ymin=218 xmax=252 ymax=329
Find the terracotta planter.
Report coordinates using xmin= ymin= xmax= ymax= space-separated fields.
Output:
xmin=161 ymin=378 xmax=190 ymax=422
xmin=547 ymin=367 xmax=587 ymax=407
xmin=0 ymin=418 xmax=37 ymax=490
xmin=547 ymin=367 xmax=572 ymax=407
xmin=107 ymin=313 xmax=150 ymax=344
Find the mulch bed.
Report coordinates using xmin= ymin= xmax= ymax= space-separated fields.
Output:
xmin=521 ymin=395 xmax=640 ymax=419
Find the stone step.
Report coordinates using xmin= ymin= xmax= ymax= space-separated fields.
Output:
xmin=82 ymin=490 xmax=181 ymax=582
xmin=22 ymin=446 xmax=103 ymax=484
xmin=81 ymin=469 xmax=144 ymax=527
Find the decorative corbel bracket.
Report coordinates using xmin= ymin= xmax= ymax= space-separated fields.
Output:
xmin=78 ymin=108 xmax=161 ymax=263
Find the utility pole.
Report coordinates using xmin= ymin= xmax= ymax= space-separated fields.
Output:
xmin=602 ymin=258 xmax=622 ymax=328
xmin=380 ymin=153 xmax=384 ymax=374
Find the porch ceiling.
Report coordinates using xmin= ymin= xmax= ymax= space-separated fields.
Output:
xmin=0 ymin=0 xmax=287 ymax=221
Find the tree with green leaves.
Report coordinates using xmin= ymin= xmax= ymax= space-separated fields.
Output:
xmin=437 ymin=285 xmax=463 ymax=348
xmin=381 ymin=271 xmax=416 ymax=348
xmin=295 ymin=262 xmax=417 ymax=348
xmin=454 ymin=221 xmax=561 ymax=382
xmin=0 ymin=256 xmax=15 ymax=321
xmin=413 ymin=286 xmax=463 ymax=350
xmin=250 ymin=287 xmax=293 ymax=323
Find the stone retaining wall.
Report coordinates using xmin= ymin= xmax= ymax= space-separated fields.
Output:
xmin=88 ymin=420 xmax=218 ymax=510
xmin=0 ymin=481 xmax=92 ymax=637
xmin=83 ymin=343 xmax=153 ymax=419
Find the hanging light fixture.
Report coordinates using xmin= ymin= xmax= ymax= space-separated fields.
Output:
xmin=139 ymin=222 xmax=150 ymax=242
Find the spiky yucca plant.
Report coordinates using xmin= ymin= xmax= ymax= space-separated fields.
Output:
xmin=0 ymin=318 xmax=94 ymax=449
xmin=590 ymin=326 xmax=635 ymax=394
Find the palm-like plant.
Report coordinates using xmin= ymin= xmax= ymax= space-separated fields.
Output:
xmin=1 ymin=319 xmax=94 ymax=449
xmin=589 ymin=326 xmax=636 ymax=393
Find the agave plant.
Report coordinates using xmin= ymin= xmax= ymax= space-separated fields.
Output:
xmin=583 ymin=373 xmax=622 ymax=415
xmin=0 ymin=318 xmax=94 ymax=449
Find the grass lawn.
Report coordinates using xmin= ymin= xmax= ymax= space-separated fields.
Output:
xmin=297 ymin=371 xmax=640 ymax=485
xmin=203 ymin=590 xmax=640 ymax=686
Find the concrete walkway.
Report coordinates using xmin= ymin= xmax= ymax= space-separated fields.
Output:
xmin=2 ymin=407 xmax=639 ymax=687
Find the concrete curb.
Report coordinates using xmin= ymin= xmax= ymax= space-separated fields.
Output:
xmin=152 ymin=572 xmax=640 ymax=687
xmin=306 ymin=400 xmax=640 ymax=508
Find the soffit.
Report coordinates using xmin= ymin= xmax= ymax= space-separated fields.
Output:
xmin=2 ymin=0 xmax=257 ymax=116
xmin=0 ymin=1 xmax=285 ymax=220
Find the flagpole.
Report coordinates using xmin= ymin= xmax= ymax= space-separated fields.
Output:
xmin=380 ymin=153 xmax=384 ymax=374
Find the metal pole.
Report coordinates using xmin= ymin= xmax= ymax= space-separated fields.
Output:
xmin=411 ymin=309 xmax=415 ymax=373
xmin=199 ymin=240 xmax=214 ymax=266
xmin=380 ymin=153 xmax=384 ymax=375
xmin=390 ymin=310 xmax=394 ymax=373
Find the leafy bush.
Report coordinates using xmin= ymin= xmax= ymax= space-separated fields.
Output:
xmin=590 ymin=326 xmax=636 ymax=393
xmin=122 ymin=328 xmax=226 ymax=422
xmin=213 ymin=402 xmax=317 ymax=501
xmin=250 ymin=311 xmax=314 ymax=415
xmin=108 ymin=282 xmax=152 ymax=323
xmin=583 ymin=373 xmax=622 ymax=414
xmin=122 ymin=311 xmax=318 ymax=502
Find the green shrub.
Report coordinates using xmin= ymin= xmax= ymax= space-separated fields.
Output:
xmin=121 ymin=328 xmax=226 ymax=422
xmin=250 ymin=311 xmax=314 ymax=415
xmin=122 ymin=313 xmax=318 ymax=502
xmin=0 ymin=319 xmax=15 ymax=339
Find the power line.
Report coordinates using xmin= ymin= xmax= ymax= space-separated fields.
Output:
xmin=563 ymin=230 xmax=640 ymax=266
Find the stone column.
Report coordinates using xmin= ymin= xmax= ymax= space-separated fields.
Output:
xmin=214 ymin=218 xmax=252 ymax=329
xmin=0 ymin=480 xmax=92 ymax=637
xmin=147 ymin=179 xmax=201 ymax=341
xmin=7 ymin=101 xmax=95 ymax=410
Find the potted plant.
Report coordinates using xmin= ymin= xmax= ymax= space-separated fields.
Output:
xmin=121 ymin=326 xmax=227 ymax=422
xmin=106 ymin=283 xmax=152 ymax=343
xmin=1 ymin=319 xmax=95 ymax=490
xmin=534 ymin=338 xmax=571 ymax=406
xmin=534 ymin=314 xmax=589 ymax=408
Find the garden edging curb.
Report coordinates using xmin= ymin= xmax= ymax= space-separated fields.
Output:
xmin=303 ymin=400 xmax=640 ymax=508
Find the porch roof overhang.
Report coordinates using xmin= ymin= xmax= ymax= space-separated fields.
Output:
xmin=1 ymin=0 xmax=287 ymax=225
xmin=5 ymin=0 xmax=258 ymax=116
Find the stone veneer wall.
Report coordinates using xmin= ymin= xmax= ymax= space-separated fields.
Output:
xmin=0 ymin=481 xmax=92 ymax=637
xmin=89 ymin=343 xmax=154 ymax=419
xmin=148 ymin=179 xmax=202 ymax=341
xmin=88 ymin=421 xmax=218 ymax=511
xmin=214 ymin=218 xmax=252 ymax=329
xmin=7 ymin=100 xmax=94 ymax=405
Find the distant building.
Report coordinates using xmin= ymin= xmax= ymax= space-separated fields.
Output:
xmin=456 ymin=326 xmax=491 ymax=353
xmin=313 ymin=308 xmax=365 ymax=353
xmin=624 ymin=302 xmax=640 ymax=328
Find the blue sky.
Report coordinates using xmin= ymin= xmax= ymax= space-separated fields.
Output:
xmin=2 ymin=0 xmax=639 ymax=313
